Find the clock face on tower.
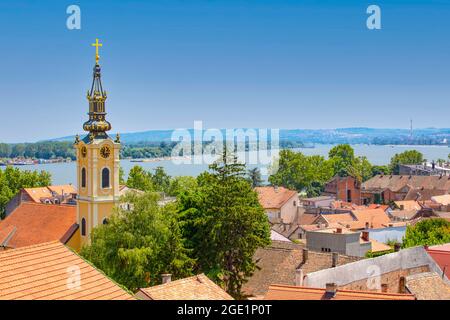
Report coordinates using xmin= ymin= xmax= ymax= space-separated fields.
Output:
xmin=100 ymin=146 xmax=111 ymax=159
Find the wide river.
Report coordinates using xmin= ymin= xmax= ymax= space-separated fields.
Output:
xmin=2 ymin=144 xmax=449 ymax=186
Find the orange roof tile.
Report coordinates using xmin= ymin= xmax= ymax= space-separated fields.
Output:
xmin=138 ymin=274 xmax=233 ymax=300
xmin=0 ymin=202 xmax=77 ymax=248
xmin=23 ymin=185 xmax=77 ymax=203
xmin=320 ymin=213 xmax=355 ymax=225
xmin=394 ymin=200 xmax=421 ymax=211
xmin=255 ymin=187 xmax=297 ymax=209
xmin=0 ymin=241 xmax=134 ymax=300
xmin=350 ymin=208 xmax=392 ymax=229
xmin=47 ymin=184 xmax=77 ymax=196
xmin=426 ymin=244 xmax=450 ymax=279
xmin=23 ymin=187 xmax=53 ymax=203
xmin=264 ymin=284 xmax=415 ymax=300
xmin=369 ymin=239 xmax=392 ymax=253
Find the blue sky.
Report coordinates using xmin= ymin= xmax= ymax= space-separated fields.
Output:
xmin=0 ymin=0 xmax=449 ymax=142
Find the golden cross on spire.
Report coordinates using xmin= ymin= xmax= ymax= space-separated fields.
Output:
xmin=91 ymin=38 xmax=103 ymax=64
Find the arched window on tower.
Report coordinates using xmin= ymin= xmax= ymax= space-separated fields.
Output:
xmin=81 ymin=168 xmax=86 ymax=188
xmin=81 ymin=218 xmax=86 ymax=236
xmin=102 ymin=168 xmax=110 ymax=188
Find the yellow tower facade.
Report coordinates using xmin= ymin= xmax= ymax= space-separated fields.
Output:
xmin=74 ymin=39 xmax=121 ymax=248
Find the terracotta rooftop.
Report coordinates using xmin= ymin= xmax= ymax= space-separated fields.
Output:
xmin=405 ymin=272 xmax=450 ymax=300
xmin=431 ymin=194 xmax=450 ymax=206
xmin=23 ymin=185 xmax=76 ymax=203
xmin=0 ymin=202 xmax=77 ymax=249
xmin=362 ymin=175 xmax=450 ymax=193
xmin=298 ymin=213 xmax=320 ymax=225
xmin=349 ymin=208 xmax=392 ymax=230
xmin=394 ymin=200 xmax=421 ymax=211
xmin=320 ymin=213 xmax=355 ymax=225
xmin=255 ymin=186 xmax=297 ymax=209
xmin=404 ymin=188 xmax=447 ymax=201
xmin=242 ymin=241 xmax=360 ymax=297
xmin=426 ymin=243 xmax=450 ymax=279
xmin=369 ymin=239 xmax=392 ymax=253
xmin=264 ymin=284 xmax=415 ymax=300
xmin=0 ymin=241 xmax=134 ymax=300
xmin=137 ymin=274 xmax=233 ymax=300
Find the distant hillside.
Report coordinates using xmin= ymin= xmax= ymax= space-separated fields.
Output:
xmin=49 ymin=127 xmax=450 ymax=146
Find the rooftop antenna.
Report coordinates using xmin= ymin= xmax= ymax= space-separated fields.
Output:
xmin=410 ymin=119 xmax=413 ymax=140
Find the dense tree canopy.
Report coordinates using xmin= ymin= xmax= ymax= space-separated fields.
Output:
xmin=0 ymin=166 xmax=51 ymax=218
xmin=80 ymin=192 xmax=194 ymax=292
xmin=389 ymin=150 xmax=424 ymax=174
xmin=402 ymin=219 xmax=450 ymax=248
xmin=178 ymin=150 xmax=271 ymax=298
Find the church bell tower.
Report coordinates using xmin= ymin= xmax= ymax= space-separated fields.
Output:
xmin=74 ymin=39 xmax=121 ymax=247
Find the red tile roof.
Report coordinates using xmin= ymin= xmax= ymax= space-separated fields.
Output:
xmin=255 ymin=187 xmax=297 ymax=209
xmin=138 ymin=274 xmax=233 ymax=300
xmin=23 ymin=185 xmax=76 ymax=203
xmin=426 ymin=244 xmax=450 ymax=279
xmin=264 ymin=284 xmax=415 ymax=300
xmin=0 ymin=202 xmax=77 ymax=248
xmin=349 ymin=208 xmax=392 ymax=229
xmin=0 ymin=241 xmax=134 ymax=300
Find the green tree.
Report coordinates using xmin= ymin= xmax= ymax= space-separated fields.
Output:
xmin=348 ymin=156 xmax=373 ymax=182
xmin=119 ymin=167 xmax=125 ymax=185
xmin=402 ymin=219 xmax=450 ymax=248
xmin=372 ymin=165 xmax=391 ymax=176
xmin=328 ymin=144 xmax=356 ymax=177
xmin=150 ymin=166 xmax=171 ymax=194
xmin=247 ymin=167 xmax=263 ymax=188
xmin=168 ymin=176 xmax=197 ymax=197
xmin=389 ymin=150 xmax=424 ymax=174
xmin=268 ymin=149 xmax=333 ymax=196
xmin=81 ymin=192 xmax=194 ymax=292
xmin=0 ymin=167 xmax=51 ymax=218
xmin=178 ymin=149 xmax=271 ymax=298
xmin=126 ymin=166 xmax=154 ymax=191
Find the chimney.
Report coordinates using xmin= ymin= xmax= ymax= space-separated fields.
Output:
xmin=361 ymin=231 xmax=369 ymax=242
xmin=295 ymin=268 xmax=304 ymax=286
xmin=394 ymin=243 xmax=401 ymax=252
xmin=161 ymin=273 xmax=172 ymax=284
xmin=302 ymin=248 xmax=309 ymax=263
xmin=274 ymin=185 xmax=279 ymax=193
xmin=399 ymin=276 xmax=406 ymax=293
xmin=325 ymin=283 xmax=337 ymax=296
xmin=332 ymin=252 xmax=339 ymax=267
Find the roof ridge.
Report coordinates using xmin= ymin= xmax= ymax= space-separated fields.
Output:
xmin=0 ymin=240 xmax=61 ymax=257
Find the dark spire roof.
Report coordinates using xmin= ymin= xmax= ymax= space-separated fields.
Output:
xmin=82 ymin=62 xmax=112 ymax=140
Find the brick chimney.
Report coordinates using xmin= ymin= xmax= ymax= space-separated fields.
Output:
xmin=325 ymin=283 xmax=337 ymax=296
xmin=295 ymin=268 xmax=304 ymax=286
xmin=302 ymin=248 xmax=309 ymax=263
xmin=161 ymin=273 xmax=172 ymax=284
xmin=399 ymin=276 xmax=406 ymax=293
xmin=331 ymin=252 xmax=339 ymax=267
xmin=361 ymin=231 xmax=369 ymax=242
